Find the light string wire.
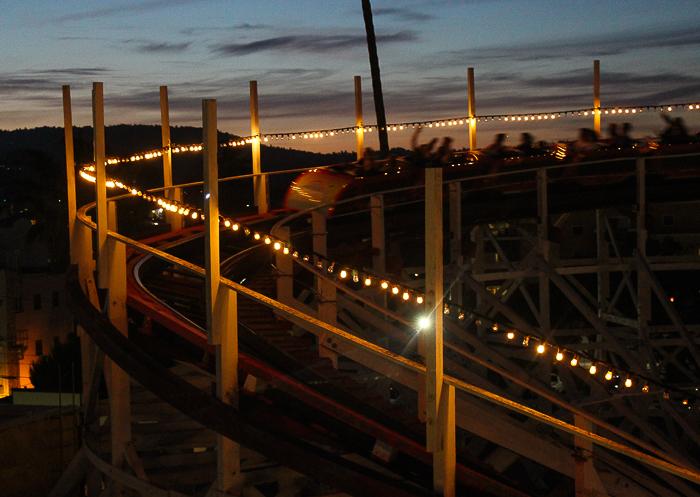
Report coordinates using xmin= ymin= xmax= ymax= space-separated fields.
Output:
xmin=76 ymin=101 xmax=700 ymax=165
xmin=78 ymin=162 xmax=700 ymax=410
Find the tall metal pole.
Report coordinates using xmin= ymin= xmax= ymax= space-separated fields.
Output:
xmin=361 ymin=0 xmax=389 ymax=157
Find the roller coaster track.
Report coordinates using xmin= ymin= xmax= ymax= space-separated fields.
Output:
xmin=64 ymin=146 xmax=700 ymax=497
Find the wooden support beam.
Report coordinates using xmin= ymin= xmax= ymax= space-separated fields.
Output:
xmin=275 ymin=226 xmax=293 ymax=305
xmin=250 ymin=81 xmax=268 ymax=214
xmin=161 ymin=86 xmax=183 ymax=232
xmin=371 ymin=195 xmax=385 ymax=274
xmin=203 ymin=98 xmax=241 ymax=493
xmin=355 ymin=75 xmax=364 ymax=161
xmin=467 ymin=68 xmax=476 ymax=151
xmin=313 ymin=211 xmax=338 ymax=365
xmin=635 ymin=249 xmax=700 ymax=368
xmin=574 ymin=415 xmax=609 ymax=497
xmin=106 ymin=228 xmax=130 ymax=475
xmin=216 ymin=286 xmax=241 ymax=493
xmin=203 ymin=99 xmax=221 ymax=345
xmin=62 ymin=85 xmax=78 ymax=265
xmin=593 ymin=60 xmax=601 ymax=136
xmin=93 ymin=82 xmax=109 ymax=289
xmin=424 ymin=167 xmax=455 ymax=495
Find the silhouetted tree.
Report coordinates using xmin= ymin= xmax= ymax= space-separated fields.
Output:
xmin=29 ymin=334 xmax=82 ymax=392
xmin=361 ymin=0 xmax=390 ymax=157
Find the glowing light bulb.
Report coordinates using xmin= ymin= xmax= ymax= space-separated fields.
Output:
xmin=556 ymin=350 xmax=563 ymax=361
xmin=418 ymin=317 xmax=430 ymax=330
xmin=625 ymin=377 xmax=632 ymax=388
xmin=507 ymin=332 xmax=515 ymax=340
xmin=392 ymin=287 xmax=399 ymax=295
xmin=224 ymin=220 xmax=231 ymax=227
xmin=381 ymin=281 xmax=389 ymax=290
xmin=283 ymin=246 xmax=289 ymax=255
xmin=571 ymin=356 xmax=578 ymax=367
xmin=589 ymin=364 xmax=597 ymax=375
xmin=264 ymin=237 xmax=271 ymax=244
xmin=364 ymin=277 xmax=372 ymax=286
xmin=232 ymin=224 xmax=239 ymax=231
xmin=605 ymin=371 xmax=613 ymax=381
xmin=403 ymin=291 xmax=410 ymax=300
xmin=273 ymin=242 xmax=281 ymax=251
xmin=537 ymin=344 xmax=545 ymax=354
xmin=191 ymin=212 xmax=198 ymax=219
xmin=254 ymin=233 xmax=261 ymax=240
xmin=416 ymin=296 xmax=424 ymax=304
xmin=340 ymin=270 xmax=348 ymax=279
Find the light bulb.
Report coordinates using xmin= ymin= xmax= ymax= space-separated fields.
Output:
xmin=571 ymin=356 xmax=578 ymax=367
xmin=507 ymin=332 xmax=515 ymax=340
xmin=589 ymin=364 xmax=597 ymax=375
xmin=556 ymin=350 xmax=563 ymax=361
xmin=364 ymin=277 xmax=372 ymax=286
xmin=537 ymin=344 xmax=545 ymax=354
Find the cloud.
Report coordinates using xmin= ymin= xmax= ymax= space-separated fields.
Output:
xmin=447 ymin=25 xmax=700 ymax=63
xmin=179 ymin=23 xmax=270 ymax=36
xmin=374 ymin=7 xmax=435 ymax=21
xmin=212 ymin=31 xmax=418 ymax=57
xmin=0 ymin=68 xmax=111 ymax=96
xmin=122 ymin=39 xmax=192 ymax=54
xmin=59 ymin=0 xmax=208 ymax=21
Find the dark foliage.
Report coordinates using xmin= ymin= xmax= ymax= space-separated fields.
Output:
xmin=29 ymin=333 xmax=82 ymax=393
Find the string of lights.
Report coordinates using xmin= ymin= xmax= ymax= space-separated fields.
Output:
xmin=80 ymin=101 xmax=700 ymax=165
xmin=78 ymin=130 xmax=700 ymax=412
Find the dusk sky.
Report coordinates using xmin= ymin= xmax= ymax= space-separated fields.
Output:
xmin=2 ymin=0 xmax=700 ymax=153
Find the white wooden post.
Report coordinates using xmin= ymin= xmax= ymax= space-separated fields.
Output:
xmin=449 ymin=183 xmax=462 ymax=305
xmin=596 ymin=209 xmax=610 ymax=318
xmin=467 ymin=68 xmax=476 ymax=151
xmin=637 ymin=158 xmax=651 ymax=325
xmin=105 ymin=205 xmax=131 ymax=493
xmin=62 ymin=86 xmax=78 ymax=265
xmin=537 ymin=169 xmax=550 ymax=335
xmin=276 ymin=226 xmax=293 ymax=306
xmin=203 ymin=99 xmax=241 ymax=493
xmin=161 ymin=86 xmax=183 ymax=232
xmin=371 ymin=195 xmax=385 ymax=274
xmin=593 ymin=60 xmax=601 ymax=137
xmin=313 ymin=211 xmax=338 ymax=366
xmin=355 ymin=75 xmax=364 ymax=161
xmin=93 ymin=82 xmax=109 ymax=289
xmin=425 ymin=168 xmax=455 ymax=496
xmin=250 ymin=81 xmax=268 ymax=214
